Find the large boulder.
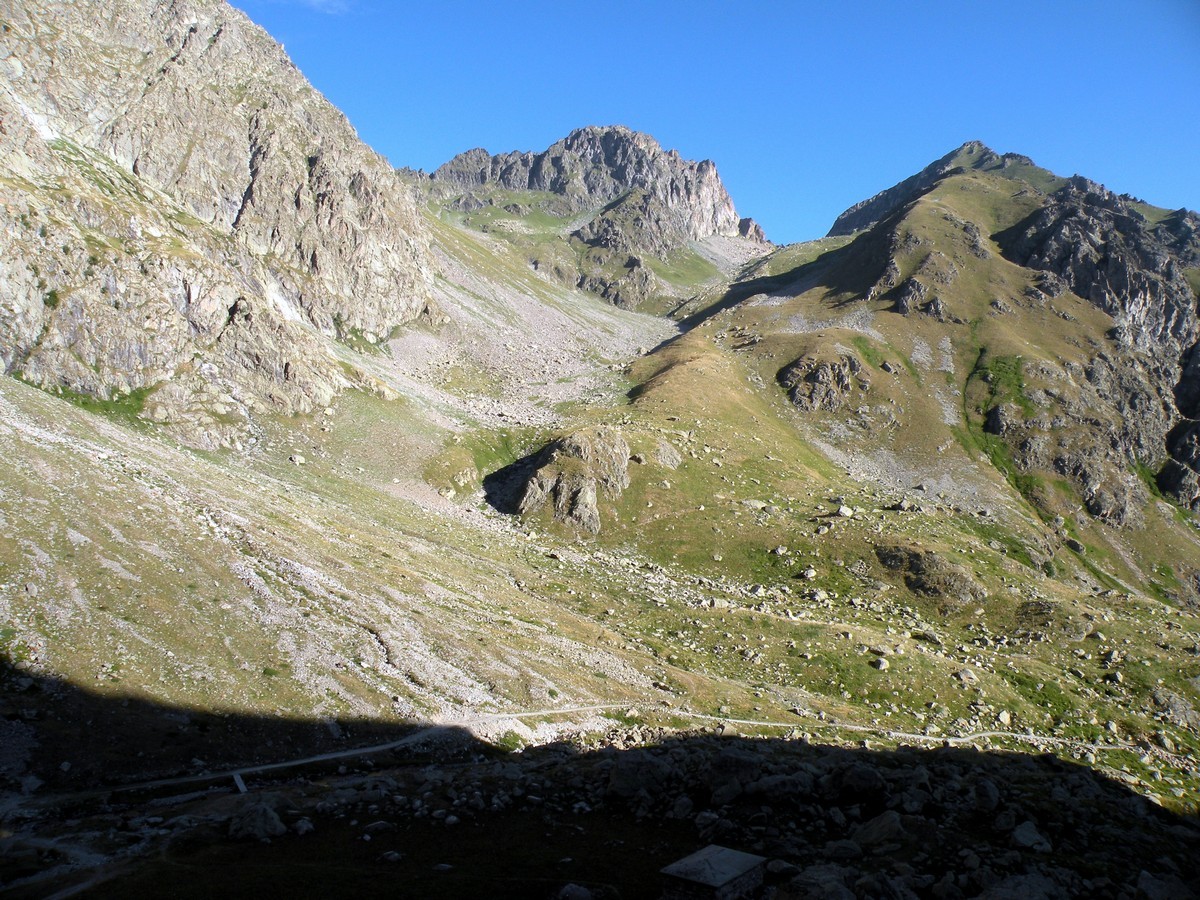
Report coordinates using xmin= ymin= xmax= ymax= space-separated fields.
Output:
xmin=517 ymin=427 xmax=631 ymax=534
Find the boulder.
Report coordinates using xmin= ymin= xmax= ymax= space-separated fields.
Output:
xmin=517 ymin=427 xmax=630 ymax=534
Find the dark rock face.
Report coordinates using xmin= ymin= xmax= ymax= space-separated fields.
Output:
xmin=516 ymin=426 xmax=631 ymax=533
xmin=998 ymin=178 xmax=1199 ymax=354
xmin=893 ymin=277 xmax=929 ymax=315
xmin=739 ymin=217 xmax=767 ymax=242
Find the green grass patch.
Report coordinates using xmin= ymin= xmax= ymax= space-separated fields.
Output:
xmin=644 ymin=248 xmax=720 ymax=288
xmin=977 ymin=353 xmax=1036 ymax=417
xmin=491 ymin=730 xmax=526 ymax=752
xmin=34 ymin=380 xmax=158 ymax=427
xmin=849 ymin=336 xmax=885 ymax=369
xmin=1000 ymin=667 xmax=1075 ymax=719
xmin=956 ymin=515 xmax=1036 ymax=569
xmin=1184 ymin=268 xmax=1200 ymax=301
xmin=1133 ymin=461 xmax=1193 ymax=524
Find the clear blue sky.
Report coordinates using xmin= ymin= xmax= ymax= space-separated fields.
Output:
xmin=232 ymin=0 xmax=1200 ymax=244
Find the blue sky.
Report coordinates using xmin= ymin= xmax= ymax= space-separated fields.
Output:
xmin=232 ymin=0 xmax=1200 ymax=244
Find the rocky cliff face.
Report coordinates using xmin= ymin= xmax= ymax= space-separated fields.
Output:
xmin=431 ymin=125 xmax=766 ymax=309
xmin=0 ymin=0 xmax=433 ymax=446
xmin=434 ymin=125 xmax=745 ymax=249
xmin=997 ymin=178 xmax=1200 ymax=512
xmin=998 ymin=178 xmax=1200 ymax=354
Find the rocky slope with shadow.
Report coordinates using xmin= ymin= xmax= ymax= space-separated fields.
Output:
xmin=2 ymin=656 xmax=1197 ymax=898
xmin=2 ymin=1 xmax=1200 ymax=897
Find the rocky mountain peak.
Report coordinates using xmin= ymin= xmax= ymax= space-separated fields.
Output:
xmin=824 ymin=140 xmax=1067 ymax=237
xmin=433 ymin=124 xmax=754 ymax=248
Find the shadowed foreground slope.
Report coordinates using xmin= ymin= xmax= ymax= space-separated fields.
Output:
xmin=2 ymin=657 xmax=1197 ymax=899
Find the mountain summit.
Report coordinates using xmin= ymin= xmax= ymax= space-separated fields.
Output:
xmin=434 ymin=125 xmax=762 ymax=249
xmin=425 ymin=125 xmax=768 ymax=309
xmin=827 ymin=140 xmax=1059 ymax=236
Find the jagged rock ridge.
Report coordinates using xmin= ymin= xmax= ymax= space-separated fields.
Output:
xmin=434 ymin=125 xmax=748 ymax=249
xmin=430 ymin=125 xmax=767 ymax=308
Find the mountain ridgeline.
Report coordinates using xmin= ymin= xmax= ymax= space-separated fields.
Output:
xmin=2 ymin=1 xmax=1200 ymax=897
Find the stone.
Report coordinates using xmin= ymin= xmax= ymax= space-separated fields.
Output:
xmin=840 ymin=763 xmax=885 ymax=800
xmin=1135 ymin=870 xmax=1195 ymax=900
xmin=669 ymin=795 xmax=695 ymax=819
xmin=517 ymin=427 xmax=631 ymax=534
xmin=766 ymin=859 xmax=800 ymax=878
xmin=292 ymin=817 xmax=315 ymax=836
xmin=1010 ymin=820 xmax=1051 ymax=852
xmin=853 ymin=810 xmax=906 ymax=849
xmin=606 ymin=749 xmax=671 ymax=800
xmin=778 ymin=352 xmax=870 ymax=413
xmin=976 ymin=873 xmax=1061 ymax=899
xmin=973 ymin=778 xmax=1001 ymax=813
xmin=555 ymin=885 xmax=594 ymax=900
xmin=825 ymin=839 xmax=863 ymax=862
xmin=789 ymin=864 xmax=857 ymax=900
xmin=228 ymin=800 xmax=286 ymax=841
xmin=654 ymin=441 xmax=683 ymax=469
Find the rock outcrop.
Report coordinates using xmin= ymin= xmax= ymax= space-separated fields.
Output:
xmin=997 ymin=179 xmax=1200 ymax=512
xmin=777 ymin=350 xmax=870 ymax=413
xmin=998 ymin=177 xmax=1200 ymax=354
xmin=0 ymin=0 xmax=433 ymax=446
xmin=874 ymin=544 xmax=987 ymax=610
xmin=517 ymin=427 xmax=631 ymax=534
